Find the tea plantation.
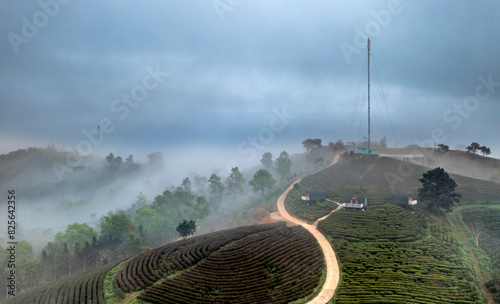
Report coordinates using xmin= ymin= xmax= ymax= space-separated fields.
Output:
xmin=286 ymin=154 xmax=500 ymax=303
xmin=5 ymin=259 xmax=123 ymax=304
xmin=318 ymin=204 xmax=481 ymax=303
xmin=460 ymin=206 xmax=500 ymax=303
xmin=5 ymin=223 xmax=324 ymax=304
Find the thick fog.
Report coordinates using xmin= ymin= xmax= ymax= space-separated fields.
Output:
xmin=0 ymin=140 xmax=319 ymax=253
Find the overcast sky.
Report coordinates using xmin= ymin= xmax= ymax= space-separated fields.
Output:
xmin=1 ymin=1 xmax=499 ymax=173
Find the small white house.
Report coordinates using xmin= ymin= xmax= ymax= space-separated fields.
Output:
xmin=342 ymin=195 xmax=368 ymax=210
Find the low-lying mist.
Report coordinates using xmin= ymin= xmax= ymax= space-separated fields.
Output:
xmin=0 ymin=142 xmax=315 ymax=253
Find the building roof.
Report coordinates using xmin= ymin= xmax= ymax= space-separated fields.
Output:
xmin=357 ymin=147 xmax=377 ymax=154
xmin=309 ymin=190 xmax=327 ymax=201
xmin=389 ymin=193 xmax=410 ymax=205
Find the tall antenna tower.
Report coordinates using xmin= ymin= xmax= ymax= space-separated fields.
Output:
xmin=367 ymin=38 xmax=371 ymax=153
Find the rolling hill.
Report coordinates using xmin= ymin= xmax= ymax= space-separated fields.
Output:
xmin=286 ymin=153 xmax=500 ymax=303
xmin=4 ymin=223 xmax=324 ymax=304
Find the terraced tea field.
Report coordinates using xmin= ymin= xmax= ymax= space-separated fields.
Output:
xmin=5 ymin=259 xmax=123 ymax=304
xmin=285 ymin=154 xmax=500 ymax=303
xmin=460 ymin=205 xmax=500 ymax=303
xmin=5 ymin=223 xmax=324 ymax=304
xmin=286 ymin=154 xmax=500 ymax=222
xmin=125 ymin=223 xmax=324 ymax=303
xmin=461 ymin=206 xmax=500 ymax=269
xmin=318 ymin=204 xmax=481 ymax=303
xmin=285 ymin=154 xmax=423 ymax=222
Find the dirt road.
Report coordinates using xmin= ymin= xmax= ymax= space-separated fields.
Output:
xmin=277 ymin=153 xmax=341 ymax=304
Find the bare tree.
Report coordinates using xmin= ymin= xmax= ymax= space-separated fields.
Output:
xmin=470 ymin=215 xmax=484 ymax=246
xmin=97 ymin=248 xmax=112 ymax=266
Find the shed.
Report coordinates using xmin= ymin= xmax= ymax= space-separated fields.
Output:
xmin=389 ymin=193 xmax=418 ymax=206
xmin=389 ymin=193 xmax=409 ymax=206
xmin=357 ymin=147 xmax=376 ymax=155
xmin=301 ymin=190 xmax=327 ymax=201
xmin=342 ymin=195 xmax=368 ymax=210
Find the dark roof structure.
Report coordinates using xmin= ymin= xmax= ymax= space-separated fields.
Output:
xmin=389 ymin=193 xmax=410 ymax=205
xmin=309 ymin=190 xmax=327 ymax=201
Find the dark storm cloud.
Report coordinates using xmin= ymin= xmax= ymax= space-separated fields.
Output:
xmin=0 ymin=0 xmax=499 ymax=160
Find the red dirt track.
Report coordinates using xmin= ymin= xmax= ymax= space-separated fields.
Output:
xmin=276 ymin=153 xmax=341 ymax=303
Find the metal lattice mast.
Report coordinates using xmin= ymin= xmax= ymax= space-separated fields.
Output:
xmin=367 ymin=38 xmax=371 ymax=153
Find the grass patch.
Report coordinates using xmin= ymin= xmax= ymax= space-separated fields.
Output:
xmin=104 ymin=257 xmax=151 ymax=304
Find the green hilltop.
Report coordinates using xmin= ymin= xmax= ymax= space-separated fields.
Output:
xmin=286 ymin=153 xmax=500 ymax=303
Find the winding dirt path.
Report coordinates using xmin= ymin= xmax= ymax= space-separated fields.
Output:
xmin=277 ymin=153 xmax=341 ymax=304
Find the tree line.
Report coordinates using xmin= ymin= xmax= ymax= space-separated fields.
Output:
xmin=0 ymin=150 xmax=299 ymax=299
xmin=466 ymin=142 xmax=491 ymax=157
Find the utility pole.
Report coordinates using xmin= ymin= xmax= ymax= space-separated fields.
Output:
xmin=346 ymin=141 xmax=356 ymax=153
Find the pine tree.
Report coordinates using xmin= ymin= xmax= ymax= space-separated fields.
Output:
xmin=176 ymin=220 xmax=197 ymax=239
xmin=418 ymin=167 xmax=461 ymax=214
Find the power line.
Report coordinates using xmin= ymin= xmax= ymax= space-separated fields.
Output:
xmin=371 ymin=51 xmax=399 ymax=147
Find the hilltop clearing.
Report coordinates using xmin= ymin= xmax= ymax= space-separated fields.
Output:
xmin=373 ymin=144 xmax=500 ymax=183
